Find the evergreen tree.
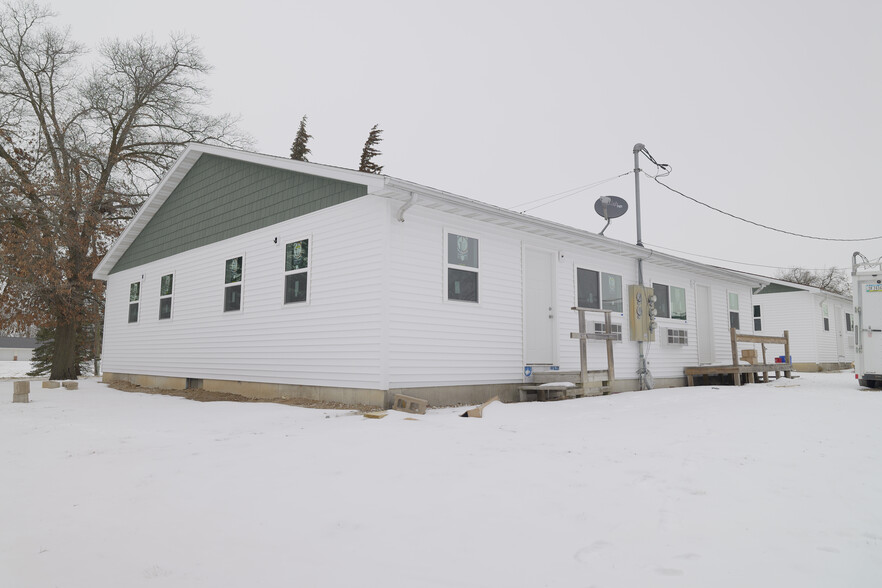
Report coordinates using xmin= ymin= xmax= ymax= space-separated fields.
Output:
xmin=358 ymin=124 xmax=384 ymax=174
xmin=289 ymin=115 xmax=312 ymax=162
xmin=26 ymin=326 xmax=93 ymax=377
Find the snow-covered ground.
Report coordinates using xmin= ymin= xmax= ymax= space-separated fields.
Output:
xmin=0 ymin=360 xmax=35 ymax=379
xmin=1 ymin=372 xmax=880 ymax=587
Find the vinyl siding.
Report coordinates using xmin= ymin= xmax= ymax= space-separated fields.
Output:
xmin=385 ymin=203 xmax=753 ymax=387
xmin=102 ymin=196 xmax=386 ymax=388
xmin=110 ymin=154 xmax=368 ymax=274
xmin=752 ymin=291 xmax=855 ymax=364
xmin=386 ymin=205 xmax=524 ymax=387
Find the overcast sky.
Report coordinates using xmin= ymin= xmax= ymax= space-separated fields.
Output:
xmin=59 ymin=0 xmax=882 ymax=275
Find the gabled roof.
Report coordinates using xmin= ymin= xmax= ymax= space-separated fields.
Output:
xmin=752 ymin=275 xmax=852 ymax=302
xmin=0 ymin=336 xmax=37 ymax=349
xmin=93 ymin=143 xmax=763 ymax=288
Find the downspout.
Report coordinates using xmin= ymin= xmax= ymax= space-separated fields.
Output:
xmin=396 ymin=192 xmax=417 ymax=222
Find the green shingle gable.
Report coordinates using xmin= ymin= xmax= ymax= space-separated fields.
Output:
xmin=109 ymin=154 xmax=368 ymax=274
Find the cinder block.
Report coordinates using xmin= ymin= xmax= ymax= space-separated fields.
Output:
xmin=392 ymin=393 xmax=427 ymax=415
xmin=42 ymin=381 xmax=61 ymax=389
xmin=13 ymin=381 xmax=30 ymax=403
xmin=62 ymin=381 xmax=79 ymax=390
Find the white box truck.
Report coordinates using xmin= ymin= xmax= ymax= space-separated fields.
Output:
xmin=852 ymin=252 xmax=882 ymax=388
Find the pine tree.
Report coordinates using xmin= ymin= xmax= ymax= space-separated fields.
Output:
xmin=26 ymin=326 xmax=95 ymax=377
xmin=358 ymin=124 xmax=384 ymax=174
xmin=289 ymin=115 xmax=312 ymax=162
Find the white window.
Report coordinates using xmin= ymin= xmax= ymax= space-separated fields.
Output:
xmin=728 ymin=292 xmax=740 ymax=330
xmin=846 ymin=312 xmax=853 ymax=332
xmin=224 ymin=256 xmax=244 ymax=312
xmin=652 ymin=283 xmax=687 ymax=320
xmin=128 ymin=282 xmax=140 ymax=323
xmin=284 ymin=238 xmax=310 ymax=304
xmin=446 ymin=232 xmax=478 ymax=302
xmin=577 ymin=270 xmax=621 ymax=312
xmin=667 ymin=328 xmax=689 ymax=345
xmin=822 ymin=302 xmax=829 ymax=331
xmin=594 ymin=322 xmax=623 ymax=341
xmin=159 ymin=273 xmax=174 ymax=320
xmin=753 ymin=304 xmax=762 ymax=331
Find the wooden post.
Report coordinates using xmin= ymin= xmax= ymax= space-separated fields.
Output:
xmin=761 ymin=343 xmax=769 ymax=384
xmin=604 ymin=311 xmax=615 ymax=385
xmin=730 ymin=328 xmax=741 ymax=386
xmin=578 ymin=309 xmax=589 ymax=397
xmin=783 ymin=330 xmax=791 ymax=378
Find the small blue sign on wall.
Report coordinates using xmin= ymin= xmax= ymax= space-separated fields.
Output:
xmin=550 ymin=365 xmax=560 ymax=371
xmin=524 ymin=366 xmax=533 ymax=377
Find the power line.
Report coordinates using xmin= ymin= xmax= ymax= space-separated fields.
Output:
xmin=647 ymin=173 xmax=882 ymax=242
xmin=644 ymin=241 xmax=850 ymax=271
xmin=510 ymin=171 xmax=632 ymax=213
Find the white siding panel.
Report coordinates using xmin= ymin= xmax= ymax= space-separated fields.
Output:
xmin=102 ymin=197 xmax=387 ymax=388
xmin=755 ymin=291 xmax=854 ymax=365
xmin=387 ymin=205 xmax=523 ymax=387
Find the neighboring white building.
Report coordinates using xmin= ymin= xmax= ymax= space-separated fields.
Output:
xmin=93 ymin=144 xmax=764 ymax=407
xmin=0 ymin=336 xmax=37 ymax=361
xmin=752 ymin=278 xmax=854 ymax=371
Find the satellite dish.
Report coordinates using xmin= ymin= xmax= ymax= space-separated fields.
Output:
xmin=593 ymin=195 xmax=628 ymax=236
xmin=594 ymin=195 xmax=629 ymax=220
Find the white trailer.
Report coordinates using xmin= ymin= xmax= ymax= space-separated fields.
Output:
xmin=852 ymin=252 xmax=882 ymax=388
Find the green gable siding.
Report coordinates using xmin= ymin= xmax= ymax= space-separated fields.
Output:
xmin=753 ymin=283 xmax=807 ymax=295
xmin=110 ymin=154 xmax=368 ymax=274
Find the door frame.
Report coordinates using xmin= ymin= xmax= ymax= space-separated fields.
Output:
xmin=522 ymin=244 xmax=558 ymax=365
xmin=695 ymin=283 xmax=715 ymax=365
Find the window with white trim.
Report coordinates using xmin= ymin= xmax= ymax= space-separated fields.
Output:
xmin=224 ymin=256 xmax=243 ymax=312
xmin=128 ymin=282 xmax=140 ymax=323
xmin=822 ymin=302 xmax=829 ymax=331
xmin=728 ymin=292 xmax=740 ymax=330
xmin=284 ymin=238 xmax=309 ymax=304
xmin=846 ymin=312 xmax=853 ymax=332
xmin=159 ymin=273 xmax=174 ymax=320
xmin=652 ymin=283 xmax=687 ymax=320
xmin=446 ymin=233 xmax=478 ymax=302
xmin=594 ymin=322 xmax=623 ymax=341
xmin=577 ymin=270 xmax=621 ymax=311
xmin=601 ymin=273 xmax=623 ymax=312
xmin=576 ymin=268 xmax=599 ymax=308
xmin=753 ymin=304 xmax=762 ymax=331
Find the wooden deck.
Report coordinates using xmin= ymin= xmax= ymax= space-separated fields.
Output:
xmin=684 ymin=363 xmax=792 ymax=386
xmin=685 ymin=328 xmax=793 ymax=387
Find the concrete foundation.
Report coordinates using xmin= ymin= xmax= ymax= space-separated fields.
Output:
xmin=792 ymin=362 xmax=853 ymax=373
xmin=102 ymin=372 xmax=692 ymax=408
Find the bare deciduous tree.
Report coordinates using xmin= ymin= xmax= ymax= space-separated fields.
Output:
xmin=0 ymin=1 xmax=247 ymax=379
xmin=775 ymin=267 xmax=851 ymax=296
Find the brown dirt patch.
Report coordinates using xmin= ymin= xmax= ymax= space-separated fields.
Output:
xmin=106 ymin=380 xmax=378 ymax=412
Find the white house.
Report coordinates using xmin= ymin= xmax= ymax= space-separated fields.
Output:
xmin=0 ymin=335 xmax=37 ymax=362
xmin=752 ymin=278 xmax=854 ymax=371
xmin=93 ymin=144 xmax=764 ymax=407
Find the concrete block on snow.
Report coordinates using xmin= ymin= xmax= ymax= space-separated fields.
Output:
xmin=13 ymin=381 xmax=30 ymax=403
xmin=62 ymin=381 xmax=79 ymax=390
xmin=392 ymin=394 xmax=427 ymax=415
xmin=42 ymin=381 xmax=61 ymax=389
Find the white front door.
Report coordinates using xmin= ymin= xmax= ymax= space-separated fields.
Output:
xmin=525 ymin=247 xmax=555 ymax=364
xmin=695 ymin=284 xmax=714 ymax=364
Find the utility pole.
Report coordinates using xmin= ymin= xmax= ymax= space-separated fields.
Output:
xmin=633 ymin=143 xmax=650 ymax=390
